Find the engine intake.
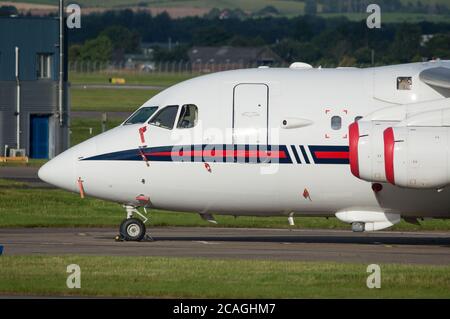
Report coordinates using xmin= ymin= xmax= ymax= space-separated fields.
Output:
xmin=348 ymin=121 xmax=397 ymax=182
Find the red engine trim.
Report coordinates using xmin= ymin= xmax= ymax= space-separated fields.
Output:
xmin=348 ymin=122 xmax=360 ymax=178
xmin=384 ymin=127 xmax=396 ymax=185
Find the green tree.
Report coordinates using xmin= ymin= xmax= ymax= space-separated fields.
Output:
xmin=339 ymin=55 xmax=357 ymax=67
xmin=228 ymin=35 xmax=266 ymax=47
xmin=152 ymin=45 xmax=189 ymax=62
xmin=426 ymin=34 xmax=450 ymax=59
xmin=304 ymin=0 xmax=317 ymax=15
xmin=388 ymin=24 xmax=422 ymax=63
xmin=272 ymin=39 xmax=321 ymax=63
xmin=68 ymin=44 xmax=82 ymax=62
xmin=0 ymin=5 xmax=18 ymax=16
xmin=192 ymin=26 xmax=231 ymax=46
xmin=79 ymin=36 xmax=113 ymax=62
xmin=100 ymin=25 xmax=140 ymax=54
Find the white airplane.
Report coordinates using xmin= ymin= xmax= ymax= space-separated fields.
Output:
xmin=39 ymin=61 xmax=450 ymax=241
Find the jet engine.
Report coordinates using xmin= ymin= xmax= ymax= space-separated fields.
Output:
xmin=383 ymin=126 xmax=450 ymax=189
xmin=348 ymin=120 xmax=397 ymax=182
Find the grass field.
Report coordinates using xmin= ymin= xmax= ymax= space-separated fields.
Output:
xmin=71 ymin=88 xmax=159 ymax=112
xmin=70 ymin=118 xmax=124 ymax=146
xmin=8 ymin=0 xmax=306 ymax=15
xmin=69 ymin=72 xmax=197 ymax=87
xmin=8 ymin=0 xmax=450 ymax=21
xmin=69 ymin=72 xmax=198 ymax=111
xmin=1 ymin=178 xmax=450 ymax=231
xmin=0 ymin=256 xmax=448 ymax=298
xmin=322 ymin=12 xmax=450 ymax=23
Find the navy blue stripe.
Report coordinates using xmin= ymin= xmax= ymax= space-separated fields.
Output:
xmin=309 ymin=145 xmax=350 ymax=165
xmin=299 ymin=146 xmax=310 ymax=164
xmin=83 ymin=144 xmax=293 ymax=164
xmin=290 ymin=145 xmax=301 ymax=164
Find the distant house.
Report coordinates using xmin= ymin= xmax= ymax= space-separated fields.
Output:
xmin=188 ymin=46 xmax=284 ymax=72
xmin=124 ymin=41 xmax=184 ymax=71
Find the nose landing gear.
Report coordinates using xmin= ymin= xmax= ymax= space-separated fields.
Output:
xmin=116 ymin=205 xmax=152 ymax=242
xmin=119 ymin=218 xmax=146 ymax=241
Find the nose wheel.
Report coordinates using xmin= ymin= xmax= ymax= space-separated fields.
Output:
xmin=115 ymin=205 xmax=152 ymax=242
xmin=119 ymin=218 xmax=146 ymax=241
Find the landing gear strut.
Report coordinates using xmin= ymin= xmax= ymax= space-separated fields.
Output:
xmin=116 ymin=205 xmax=151 ymax=242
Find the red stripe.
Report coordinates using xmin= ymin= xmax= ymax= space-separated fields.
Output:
xmin=314 ymin=151 xmax=349 ymax=159
xmin=384 ymin=127 xmax=396 ymax=185
xmin=348 ymin=122 xmax=360 ymax=177
xmin=146 ymin=150 xmax=287 ymax=159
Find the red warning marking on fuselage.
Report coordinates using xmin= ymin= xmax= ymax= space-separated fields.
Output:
xmin=139 ymin=126 xmax=147 ymax=143
xmin=77 ymin=177 xmax=85 ymax=199
xmin=204 ymin=162 xmax=212 ymax=173
xmin=303 ymin=188 xmax=311 ymax=201
xmin=136 ymin=195 xmax=150 ymax=203
xmin=139 ymin=148 xmax=150 ymax=167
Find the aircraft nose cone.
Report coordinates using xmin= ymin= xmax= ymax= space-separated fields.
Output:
xmin=38 ymin=151 xmax=77 ymax=192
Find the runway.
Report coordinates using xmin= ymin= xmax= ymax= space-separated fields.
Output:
xmin=0 ymin=227 xmax=449 ymax=265
xmin=0 ymin=167 xmax=46 ymax=186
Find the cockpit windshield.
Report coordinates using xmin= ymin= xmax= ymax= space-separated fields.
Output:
xmin=123 ymin=106 xmax=158 ymax=125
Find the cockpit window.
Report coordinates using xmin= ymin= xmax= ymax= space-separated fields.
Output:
xmin=124 ymin=106 xmax=158 ymax=125
xmin=177 ymin=104 xmax=198 ymax=129
xmin=149 ymin=105 xmax=179 ymax=129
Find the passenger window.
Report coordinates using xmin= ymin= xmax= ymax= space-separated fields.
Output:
xmin=331 ymin=116 xmax=342 ymax=130
xmin=397 ymin=77 xmax=412 ymax=90
xmin=124 ymin=106 xmax=158 ymax=125
xmin=149 ymin=105 xmax=179 ymax=129
xmin=177 ymin=104 xmax=198 ymax=129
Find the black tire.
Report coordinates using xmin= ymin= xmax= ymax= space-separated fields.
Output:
xmin=119 ymin=218 xmax=146 ymax=241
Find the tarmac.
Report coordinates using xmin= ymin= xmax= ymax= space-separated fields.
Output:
xmin=0 ymin=227 xmax=449 ymax=265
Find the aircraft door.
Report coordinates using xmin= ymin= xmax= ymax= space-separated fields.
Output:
xmin=233 ymin=83 xmax=268 ymax=145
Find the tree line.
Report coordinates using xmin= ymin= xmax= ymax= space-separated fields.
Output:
xmin=65 ymin=10 xmax=450 ymax=67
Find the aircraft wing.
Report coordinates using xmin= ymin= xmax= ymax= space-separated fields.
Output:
xmin=419 ymin=67 xmax=450 ymax=89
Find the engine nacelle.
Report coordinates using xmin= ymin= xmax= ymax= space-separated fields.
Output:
xmin=335 ymin=210 xmax=401 ymax=232
xmin=349 ymin=121 xmax=397 ymax=182
xmin=384 ymin=126 xmax=450 ymax=189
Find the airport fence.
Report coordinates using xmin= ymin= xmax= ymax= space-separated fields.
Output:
xmin=68 ymin=60 xmax=292 ymax=75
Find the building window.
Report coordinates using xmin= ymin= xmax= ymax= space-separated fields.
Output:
xmin=177 ymin=104 xmax=198 ymax=129
xmin=331 ymin=116 xmax=342 ymax=130
xmin=37 ymin=54 xmax=52 ymax=79
xmin=149 ymin=105 xmax=179 ymax=130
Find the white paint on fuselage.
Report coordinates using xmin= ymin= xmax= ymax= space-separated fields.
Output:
xmin=39 ymin=61 xmax=450 ymax=218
